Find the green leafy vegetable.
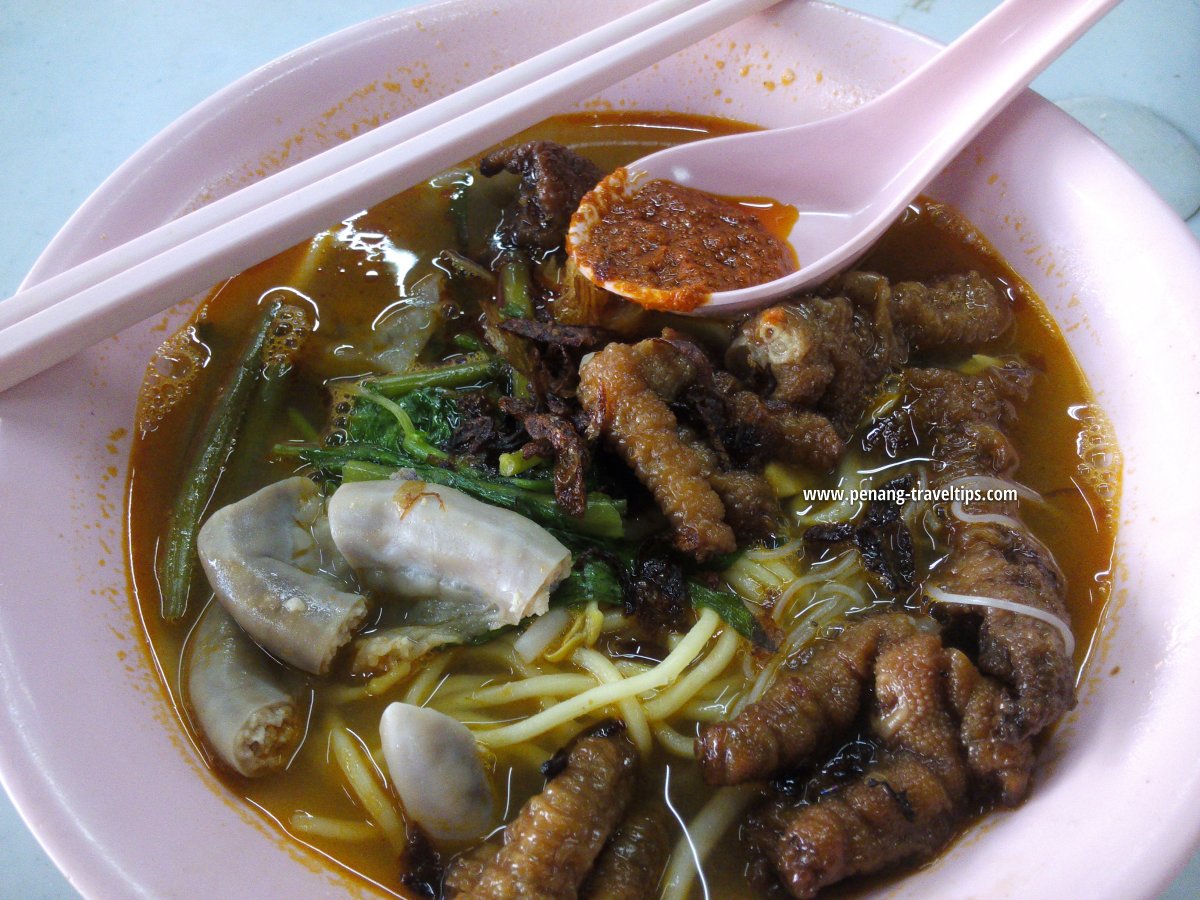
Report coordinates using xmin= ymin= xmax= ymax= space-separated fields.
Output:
xmin=369 ymin=354 xmax=500 ymax=397
xmin=689 ymin=582 xmax=772 ymax=646
xmin=553 ymin=558 xmax=623 ymax=608
xmin=344 ymin=386 xmax=461 ymax=456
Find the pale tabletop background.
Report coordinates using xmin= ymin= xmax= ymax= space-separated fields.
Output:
xmin=2 ymin=1 xmax=1198 ymax=897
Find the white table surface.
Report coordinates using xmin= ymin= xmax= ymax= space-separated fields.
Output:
xmin=1 ymin=1 xmax=1198 ymax=897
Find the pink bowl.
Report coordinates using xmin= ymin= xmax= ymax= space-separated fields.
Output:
xmin=2 ymin=1 xmax=1199 ymax=896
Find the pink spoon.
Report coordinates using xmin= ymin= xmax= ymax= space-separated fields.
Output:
xmin=569 ymin=0 xmax=1122 ymax=314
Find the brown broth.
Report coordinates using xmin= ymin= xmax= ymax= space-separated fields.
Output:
xmin=126 ymin=111 xmax=1117 ymax=898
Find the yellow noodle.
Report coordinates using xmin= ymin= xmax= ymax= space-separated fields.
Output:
xmin=289 ymin=811 xmax=378 ymax=842
xmin=644 ymin=628 xmax=740 ymax=720
xmin=584 ymin=600 xmax=603 ymax=646
xmin=435 ymin=673 xmax=498 ymax=696
xmin=544 ymin=609 xmax=590 ymax=663
xmin=496 ymin=742 xmax=557 ymax=770
xmin=463 ymin=714 xmax=558 ymax=770
xmin=676 ymin=699 xmax=736 ymax=723
xmin=329 ymin=727 xmax=407 ymax=853
xmin=475 ymin=714 xmax=592 ymax=754
xmin=402 ymin=651 xmax=454 ymax=706
xmin=325 ymin=661 xmax=414 ymax=703
xmin=613 ymin=658 xmax=655 ymax=677
xmin=653 ymin=722 xmax=696 ymax=758
xmin=475 ymin=608 xmax=720 ymax=748
xmin=573 ymin=648 xmax=653 ymax=758
xmin=506 ymin=646 xmax=543 ymax=678
xmin=465 ymin=638 xmax=537 ymax=676
xmin=695 ymin=676 xmax=743 ymax=703
xmin=460 ymin=674 xmax=598 ymax=707
xmin=661 ymin=786 xmax=757 ymax=900
xmin=722 ymin=568 xmax=766 ymax=600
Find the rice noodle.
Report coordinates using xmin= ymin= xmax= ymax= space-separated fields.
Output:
xmin=473 ymin=608 xmax=720 ymax=748
xmin=943 ymin=474 xmax=1042 ymax=503
xmin=770 ymin=551 xmax=862 ymax=623
xmin=926 ymin=585 xmax=1074 ymax=656
xmin=742 ymin=656 xmax=784 ymax=708
xmin=661 ymin=786 xmax=756 ymax=900
xmin=950 ymin=500 xmax=1023 ymax=531
xmin=723 ymin=551 xmax=798 ymax=601
xmin=738 ymin=557 xmax=872 ymax=713
xmin=744 ymin=536 xmax=803 ymax=561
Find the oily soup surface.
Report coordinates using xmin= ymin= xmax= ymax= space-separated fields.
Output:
xmin=127 ymin=113 xmax=1116 ymax=897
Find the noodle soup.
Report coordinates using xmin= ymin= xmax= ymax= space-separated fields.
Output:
xmin=128 ymin=112 xmax=1116 ymax=898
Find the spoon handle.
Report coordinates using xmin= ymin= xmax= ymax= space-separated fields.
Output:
xmin=865 ymin=0 xmax=1121 ymax=178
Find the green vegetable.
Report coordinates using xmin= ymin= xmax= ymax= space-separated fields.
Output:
xmin=346 ymin=386 xmax=449 ymax=463
xmin=449 ymin=176 xmax=474 ymax=254
xmin=498 ymin=450 xmax=548 ymax=477
xmin=339 ymin=460 xmax=395 ymax=483
xmin=369 ymin=354 xmax=500 ymax=397
xmin=689 ymin=582 xmax=772 ymax=646
xmin=286 ymin=408 xmax=322 ymax=444
xmin=452 ymin=333 xmax=486 ymax=353
xmin=436 ymin=249 xmax=496 ymax=285
xmin=157 ymin=301 xmax=281 ymax=621
xmin=553 ymin=558 xmax=623 ymax=608
xmin=498 ymin=257 xmax=535 ymax=319
xmin=478 ymin=254 xmax=536 ymax=399
xmin=227 ymin=357 xmax=302 ymax=489
xmin=345 ymin=386 xmax=461 ymax=459
xmin=463 ymin=624 xmax=517 ymax=646
xmin=427 ymin=168 xmax=475 ymax=253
